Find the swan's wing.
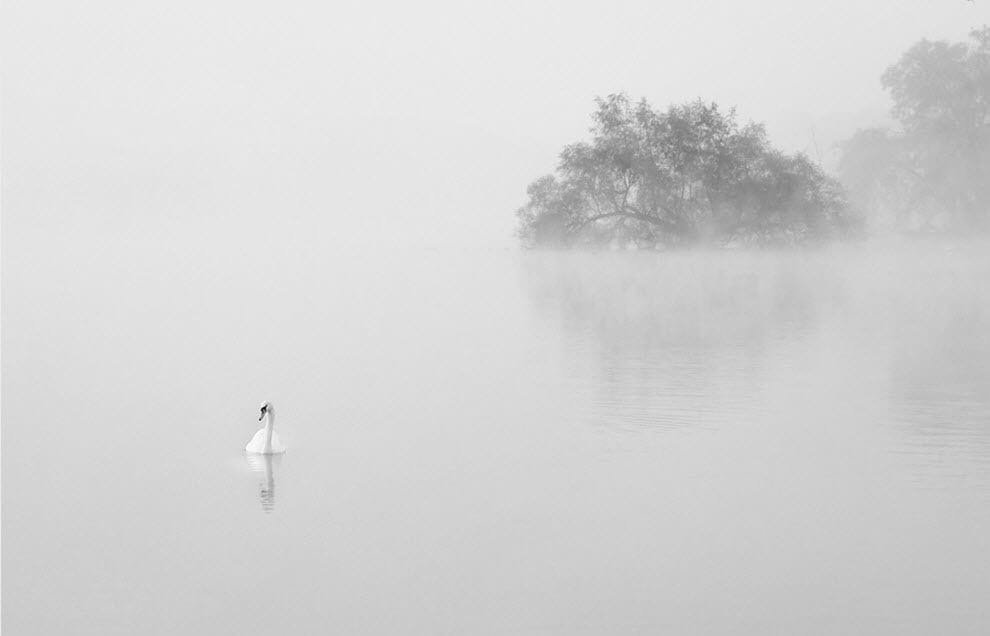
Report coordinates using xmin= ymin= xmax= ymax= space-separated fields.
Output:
xmin=268 ymin=431 xmax=287 ymax=453
xmin=245 ymin=429 xmax=287 ymax=454
xmin=245 ymin=428 xmax=267 ymax=453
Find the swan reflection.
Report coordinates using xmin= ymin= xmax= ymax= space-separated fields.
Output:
xmin=245 ymin=452 xmax=281 ymax=513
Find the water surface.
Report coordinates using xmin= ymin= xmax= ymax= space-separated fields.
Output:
xmin=4 ymin=232 xmax=989 ymax=634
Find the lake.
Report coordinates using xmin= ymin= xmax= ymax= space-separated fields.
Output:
xmin=4 ymin=230 xmax=989 ymax=634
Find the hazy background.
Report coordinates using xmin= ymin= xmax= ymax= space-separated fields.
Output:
xmin=4 ymin=0 xmax=988 ymax=247
xmin=6 ymin=3 xmax=990 ymax=634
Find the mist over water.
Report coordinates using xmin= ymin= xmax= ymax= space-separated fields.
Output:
xmin=4 ymin=227 xmax=989 ymax=634
xmin=523 ymin=243 xmax=990 ymax=477
xmin=6 ymin=0 xmax=990 ymax=631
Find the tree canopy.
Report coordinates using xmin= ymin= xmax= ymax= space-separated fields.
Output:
xmin=839 ymin=28 xmax=990 ymax=232
xmin=516 ymin=95 xmax=852 ymax=248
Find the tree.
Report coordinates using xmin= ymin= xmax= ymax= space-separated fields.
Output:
xmin=517 ymin=95 xmax=852 ymax=248
xmin=838 ymin=128 xmax=917 ymax=230
xmin=839 ymin=27 xmax=990 ymax=232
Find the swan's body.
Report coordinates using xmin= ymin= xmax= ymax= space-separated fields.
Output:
xmin=246 ymin=401 xmax=286 ymax=454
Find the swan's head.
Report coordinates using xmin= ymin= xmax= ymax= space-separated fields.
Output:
xmin=258 ymin=401 xmax=274 ymax=421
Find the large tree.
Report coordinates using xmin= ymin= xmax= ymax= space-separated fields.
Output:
xmin=517 ymin=95 xmax=851 ymax=248
xmin=839 ymin=28 xmax=990 ymax=232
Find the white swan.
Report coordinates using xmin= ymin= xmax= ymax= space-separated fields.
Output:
xmin=245 ymin=401 xmax=286 ymax=454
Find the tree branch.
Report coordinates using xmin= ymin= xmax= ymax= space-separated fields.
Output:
xmin=572 ymin=209 xmax=680 ymax=234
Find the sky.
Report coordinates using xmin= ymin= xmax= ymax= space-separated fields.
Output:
xmin=4 ymin=0 xmax=989 ymax=247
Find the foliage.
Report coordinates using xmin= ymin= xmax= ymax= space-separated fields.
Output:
xmin=516 ymin=95 xmax=852 ymax=248
xmin=839 ymin=27 xmax=990 ymax=232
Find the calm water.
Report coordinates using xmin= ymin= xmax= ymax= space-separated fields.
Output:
xmin=4 ymin=231 xmax=990 ymax=634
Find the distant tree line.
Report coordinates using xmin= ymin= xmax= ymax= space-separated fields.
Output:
xmin=839 ymin=27 xmax=990 ymax=233
xmin=516 ymin=95 xmax=854 ymax=248
xmin=517 ymin=28 xmax=990 ymax=247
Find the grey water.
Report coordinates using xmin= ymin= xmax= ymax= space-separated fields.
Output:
xmin=4 ymin=231 xmax=990 ymax=635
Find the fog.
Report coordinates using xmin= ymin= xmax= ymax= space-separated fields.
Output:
xmin=6 ymin=2 xmax=990 ymax=634
xmin=4 ymin=0 xmax=987 ymax=246
xmin=5 ymin=234 xmax=990 ymax=633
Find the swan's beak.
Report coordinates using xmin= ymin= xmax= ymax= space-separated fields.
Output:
xmin=259 ymin=406 xmax=267 ymax=421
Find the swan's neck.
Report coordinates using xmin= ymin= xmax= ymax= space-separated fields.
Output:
xmin=263 ymin=412 xmax=275 ymax=452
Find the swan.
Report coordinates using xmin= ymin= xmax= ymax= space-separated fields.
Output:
xmin=245 ymin=401 xmax=286 ymax=454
